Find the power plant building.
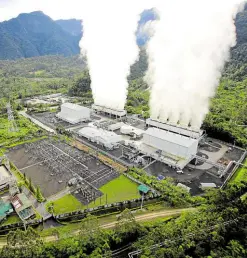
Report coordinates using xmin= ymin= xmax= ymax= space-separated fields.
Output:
xmin=92 ymin=104 xmax=126 ymax=118
xmin=78 ymin=127 xmax=122 ymax=150
xmin=146 ymin=118 xmax=204 ymax=139
xmin=141 ymin=127 xmax=199 ymax=169
xmin=57 ymin=103 xmax=90 ymax=124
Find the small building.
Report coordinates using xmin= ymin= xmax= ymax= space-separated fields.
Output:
xmin=200 ymin=183 xmax=217 ymax=189
xmin=78 ymin=127 xmax=122 ymax=150
xmin=177 ymin=183 xmax=191 ymax=192
xmin=92 ymin=104 xmax=127 ymax=118
xmin=56 ymin=103 xmax=91 ymax=124
xmin=120 ymin=125 xmax=144 ymax=138
xmin=108 ymin=122 xmax=125 ymax=131
xmin=11 ymin=193 xmax=35 ymax=221
xmin=138 ymin=184 xmax=150 ymax=195
xmin=0 ymin=165 xmax=15 ymax=192
xmin=0 ymin=198 xmax=13 ymax=223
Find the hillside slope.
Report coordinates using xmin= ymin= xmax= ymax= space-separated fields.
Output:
xmin=0 ymin=11 xmax=80 ymax=60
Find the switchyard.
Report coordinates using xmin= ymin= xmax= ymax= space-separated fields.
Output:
xmin=7 ymin=139 xmax=118 ymax=204
xmin=23 ymin=101 xmax=247 ymax=196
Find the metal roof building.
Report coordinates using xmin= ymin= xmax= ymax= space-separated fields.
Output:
xmin=11 ymin=193 xmax=35 ymax=221
xmin=78 ymin=127 xmax=122 ymax=150
xmin=140 ymin=128 xmax=199 ymax=169
xmin=92 ymin=104 xmax=127 ymax=118
xmin=0 ymin=199 xmax=13 ymax=222
xmin=56 ymin=103 xmax=90 ymax=124
xmin=146 ymin=118 xmax=204 ymax=139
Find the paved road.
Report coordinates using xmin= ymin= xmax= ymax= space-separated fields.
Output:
xmin=19 ymin=111 xmax=56 ymax=134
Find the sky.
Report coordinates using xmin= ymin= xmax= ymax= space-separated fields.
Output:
xmin=0 ymin=0 xmax=154 ymax=22
xmin=0 ymin=0 xmax=84 ymax=21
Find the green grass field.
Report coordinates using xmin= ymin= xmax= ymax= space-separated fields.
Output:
xmin=231 ymin=159 xmax=247 ymax=183
xmin=51 ymin=175 xmax=141 ymax=215
xmin=1 ymin=215 xmax=21 ymax=226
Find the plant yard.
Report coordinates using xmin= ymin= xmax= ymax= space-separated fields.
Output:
xmin=49 ymin=175 xmax=141 ymax=214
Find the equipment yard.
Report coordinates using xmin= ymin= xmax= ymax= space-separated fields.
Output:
xmin=7 ymin=139 xmax=118 ymax=201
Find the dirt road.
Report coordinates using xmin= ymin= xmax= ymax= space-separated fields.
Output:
xmin=0 ymin=208 xmax=195 ymax=247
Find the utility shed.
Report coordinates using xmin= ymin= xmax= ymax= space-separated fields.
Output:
xmin=143 ymin=128 xmax=198 ymax=159
xmin=11 ymin=193 xmax=35 ymax=221
xmin=56 ymin=103 xmax=90 ymax=124
xmin=78 ymin=127 xmax=122 ymax=150
xmin=200 ymin=183 xmax=217 ymax=189
xmin=0 ymin=199 xmax=13 ymax=222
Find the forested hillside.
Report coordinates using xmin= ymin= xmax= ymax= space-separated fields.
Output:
xmin=56 ymin=19 xmax=82 ymax=37
xmin=0 ymin=11 xmax=80 ymax=60
xmin=0 ymin=9 xmax=155 ymax=60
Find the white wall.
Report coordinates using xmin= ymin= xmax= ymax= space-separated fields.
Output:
xmin=143 ymin=133 xmax=198 ymax=159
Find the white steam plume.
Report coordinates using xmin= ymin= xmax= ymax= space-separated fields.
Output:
xmin=79 ymin=1 xmax=151 ymax=110
xmin=146 ymin=0 xmax=245 ymax=129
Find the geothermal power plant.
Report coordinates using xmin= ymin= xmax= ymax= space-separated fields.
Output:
xmin=56 ymin=102 xmax=207 ymax=170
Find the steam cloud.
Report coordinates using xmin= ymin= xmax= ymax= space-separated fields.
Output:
xmin=146 ymin=0 xmax=245 ymax=129
xmin=79 ymin=1 xmax=148 ymax=110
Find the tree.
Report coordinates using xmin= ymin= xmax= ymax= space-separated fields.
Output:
xmin=1 ymin=228 xmax=43 ymax=258
xmin=28 ymin=177 xmax=36 ymax=194
xmin=36 ymin=186 xmax=45 ymax=202
xmin=114 ymin=208 xmax=140 ymax=244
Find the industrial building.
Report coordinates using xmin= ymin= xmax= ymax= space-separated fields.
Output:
xmin=139 ymin=127 xmax=199 ymax=169
xmin=57 ymin=103 xmax=91 ymax=124
xmin=78 ymin=127 xmax=122 ymax=150
xmin=92 ymin=104 xmax=127 ymax=118
xmin=120 ymin=125 xmax=144 ymax=138
xmin=146 ymin=118 xmax=204 ymax=139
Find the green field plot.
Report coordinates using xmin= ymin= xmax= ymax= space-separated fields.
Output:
xmin=51 ymin=175 xmax=141 ymax=215
xmin=1 ymin=215 xmax=21 ymax=226
xmin=231 ymin=159 xmax=247 ymax=183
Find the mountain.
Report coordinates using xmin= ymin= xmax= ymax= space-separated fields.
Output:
xmin=0 ymin=11 xmax=80 ymax=60
xmin=56 ymin=19 xmax=82 ymax=37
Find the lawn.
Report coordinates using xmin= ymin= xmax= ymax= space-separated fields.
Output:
xmin=51 ymin=175 xmax=141 ymax=215
xmin=1 ymin=214 xmax=21 ymax=226
xmin=231 ymin=159 xmax=247 ymax=183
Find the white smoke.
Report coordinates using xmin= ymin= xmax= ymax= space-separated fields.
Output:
xmin=146 ymin=0 xmax=245 ymax=129
xmin=79 ymin=1 xmax=151 ymax=110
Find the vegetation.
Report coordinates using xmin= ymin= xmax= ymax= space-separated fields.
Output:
xmin=129 ymin=168 xmax=202 ymax=207
xmin=0 ymin=181 xmax=246 ymax=257
xmin=231 ymin=159 xmax=247 ymax=183
xmin=1 ymin=215 xmax=21 ymax=226
xmin=0 ymin=11 xmax=80 ymax=60
xmin=0 ymin=114 xmax=43 ymax=147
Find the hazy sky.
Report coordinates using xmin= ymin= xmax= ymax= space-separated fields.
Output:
xmin=0 ymin=0 xmax=153 ymax=22
xmin=0 ymin=0 xmax=84 ymax=21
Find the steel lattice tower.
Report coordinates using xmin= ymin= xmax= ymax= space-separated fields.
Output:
xmin=6 ymin=102 xmax=19 ymax=132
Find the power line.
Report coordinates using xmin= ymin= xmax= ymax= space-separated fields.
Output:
xmin=7 ymin=102 xmax=18 ymax=133
xmin=128 ymin=217 xmax=241 ymax=257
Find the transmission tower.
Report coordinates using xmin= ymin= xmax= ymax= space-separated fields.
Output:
xmin=6 ymin=102 xmax=19 ymax=132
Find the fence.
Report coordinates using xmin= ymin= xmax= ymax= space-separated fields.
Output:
xmin=55 ymin=194 xmax=161 ymax=222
